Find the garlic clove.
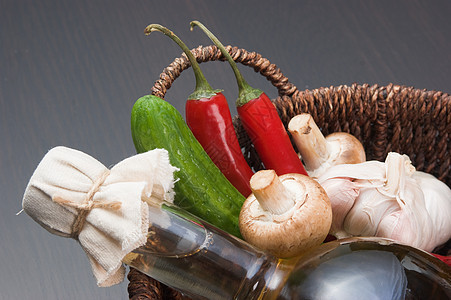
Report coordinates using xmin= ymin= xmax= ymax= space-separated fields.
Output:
xmin=377 ymin=210 xmax=418 ymax=248
xmin=412 ymin=171 xmax=451 ymax=250
xmin=343 ymin=187 xmax=394 ymax=237
xmin=319 ymin=177 xmax=358 ymax=238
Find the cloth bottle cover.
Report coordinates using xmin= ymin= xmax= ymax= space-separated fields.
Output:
xmin=21 ymin=146 xmax=178 ymax=287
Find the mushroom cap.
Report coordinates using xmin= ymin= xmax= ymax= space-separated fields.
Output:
xmin=239 ymin=173 xmax=332 ymax=258
xmin=308 ymin=132 xmax=366 ymax=178
xmin=325 ymin=132 xmax=366 ymax=165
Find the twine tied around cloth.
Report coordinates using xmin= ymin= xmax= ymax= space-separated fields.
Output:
xmin=52 ymin=169 xmax=121 ymax=239
xmin=21 ymin=146 xmax=178 ymax=287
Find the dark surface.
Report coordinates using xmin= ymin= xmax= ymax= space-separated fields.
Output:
xmin=1 ymin=0 xmax=451 ymax=299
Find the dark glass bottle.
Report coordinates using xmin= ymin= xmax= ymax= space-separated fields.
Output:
xmin=123 ymin=204 xmax=451 ymax=299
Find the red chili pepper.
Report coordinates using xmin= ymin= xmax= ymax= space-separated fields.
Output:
xmin=145 ymin=24 xmax=253 ymax=197
xmin=431 ymin=253 xmax=451 ymax=268
xmin=186 ymin=93 xmax=254 ymax=196
xmin=190 ymin=21 xmax=308 ymax=177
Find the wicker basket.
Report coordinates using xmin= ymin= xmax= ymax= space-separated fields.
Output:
xmin=127 ymin=45 xmax=451 ymax=299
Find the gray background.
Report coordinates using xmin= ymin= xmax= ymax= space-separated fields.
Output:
xmin=2 ymin=0 xmax=450 ymax=299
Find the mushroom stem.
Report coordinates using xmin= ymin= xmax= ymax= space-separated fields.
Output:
xmin=250 ymin=170 xmax=295 ymax=215
xmin=288 ymin=113 xmax=329 ymax=170
xmin=239 ymin=172 xmax=332 ymax=258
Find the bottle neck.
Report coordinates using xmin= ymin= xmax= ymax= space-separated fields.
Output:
xmin=123 ymin=204 xmax=287 ymax=299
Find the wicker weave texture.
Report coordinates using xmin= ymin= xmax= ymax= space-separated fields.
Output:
xmin=129 ymin=45 xmax=451 ymax=299
xmin=151 ymin=45 xmax=450 ymax=186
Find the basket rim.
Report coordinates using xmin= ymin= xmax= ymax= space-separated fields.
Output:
xmin=129 ymin=44 xmax=451 ymax=300
xmin=148 ymin=44 xmax=450 ymax=186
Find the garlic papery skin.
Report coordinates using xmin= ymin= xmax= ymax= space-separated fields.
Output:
xmin=317 ymin=152 xmax=450 ymax=252
xmin=288 ymin=113 xmax=366 ymax=178
xmin=412 ymin=171 xmax=451 ymax=250
xmin=318 ymin=177 xmax=359 ymax=239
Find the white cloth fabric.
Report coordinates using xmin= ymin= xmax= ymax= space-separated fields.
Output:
xmin=22 ymin=146 xmax=178 ymax=287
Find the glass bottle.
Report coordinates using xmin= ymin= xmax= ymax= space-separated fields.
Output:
xmin=123 ymin=204 xmax=451 ymax=300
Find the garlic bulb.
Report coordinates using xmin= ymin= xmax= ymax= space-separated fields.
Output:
xmin=317 ymin=152 xmax=451 ymax=252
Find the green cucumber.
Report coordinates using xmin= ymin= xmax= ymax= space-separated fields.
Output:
xmin=131 ymin=95 xmax=245 ymax=238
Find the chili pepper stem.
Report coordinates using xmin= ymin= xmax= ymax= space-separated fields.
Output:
xmin=191 ymin=21 xmax=309 ymax=177
xmin=190 ymin=21 xmax=262 ymax=106
xmin=145 ymin=24 xmax=221 ymax=100
xmin=250 ymin=170 xmax=296 ymax=215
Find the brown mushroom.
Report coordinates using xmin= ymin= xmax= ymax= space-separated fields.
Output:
xmin=239 ymin=169 xmax=332 ymax=258
xmin=288 ymin=113 xmax=366 ymax=178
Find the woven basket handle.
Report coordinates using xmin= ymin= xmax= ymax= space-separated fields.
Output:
xmin=148 ymin=44 xmax=451 ymax=187
xmin=133 ymin=46 xmax=451 ymax=300
xmin=150 ymin=45 xmax=297 ymax=99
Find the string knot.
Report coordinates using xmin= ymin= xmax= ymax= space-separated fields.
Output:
xmin=52 ymin=170 xmax=121 ymax=239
